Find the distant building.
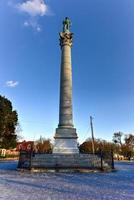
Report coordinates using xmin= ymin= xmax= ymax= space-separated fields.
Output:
xmin=16 ymin=141 xmax=34 ymax=152
xmin=0 ymin=149 xmax=6 ymax=157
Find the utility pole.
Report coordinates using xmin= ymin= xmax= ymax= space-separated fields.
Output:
xmin=90 ymin=116 xmax=95 ymax=154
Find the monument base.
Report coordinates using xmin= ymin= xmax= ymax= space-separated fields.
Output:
xmin=18 ymin=153 xmax=112 ymax=172
xmin=53 ymin=127 xmax=79 ymax=154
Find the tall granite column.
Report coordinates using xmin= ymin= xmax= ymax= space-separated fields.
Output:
xmin=53 ymin=17 xmax=79 ymax=154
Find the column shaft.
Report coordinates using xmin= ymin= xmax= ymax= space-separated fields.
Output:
xmin=58 ymin=43 xmax=73 ymax=127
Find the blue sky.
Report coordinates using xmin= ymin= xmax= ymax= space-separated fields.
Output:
xmin=0 ymin=0 xmax=134 ymax=143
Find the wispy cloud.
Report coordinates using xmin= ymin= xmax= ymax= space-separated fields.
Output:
xmin=15 ymin=0 xmax=49 ymax=32
xmin=17 ymin=0 xmax=48 ymax=17
xmin=23 ymin=19 xmax=41 ymax=31
xmin=6 ymin=80 xmax=19 ymax=88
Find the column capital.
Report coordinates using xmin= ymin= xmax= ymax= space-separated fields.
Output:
xmin=59 ymin=32 xmax=73 ymax=47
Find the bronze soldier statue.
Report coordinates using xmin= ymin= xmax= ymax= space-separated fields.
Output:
xmin=63 ymin=17 xmax=71 ymax=32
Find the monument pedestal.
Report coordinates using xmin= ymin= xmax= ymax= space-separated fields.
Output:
xmin=53 ymin=127 xmax=79 ymax=154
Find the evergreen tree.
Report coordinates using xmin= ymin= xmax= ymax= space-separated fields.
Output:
xmin=0 ymin=95 xmax=18 ymax=148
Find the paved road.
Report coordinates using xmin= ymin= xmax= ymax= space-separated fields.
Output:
xmin=0 ymin=161 xmax=134 ymax=200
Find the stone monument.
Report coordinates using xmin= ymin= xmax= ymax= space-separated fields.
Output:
xmin=53 ymin=17 xmax=79 ymax=154
xmin=18 ymin=18 xmax=113 ymax=171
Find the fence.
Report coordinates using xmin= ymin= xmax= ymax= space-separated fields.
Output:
xmin=96 ymin=149 xmax=114 ymax=170
xmin=18 ymin=151 xmax=32 ymax=169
